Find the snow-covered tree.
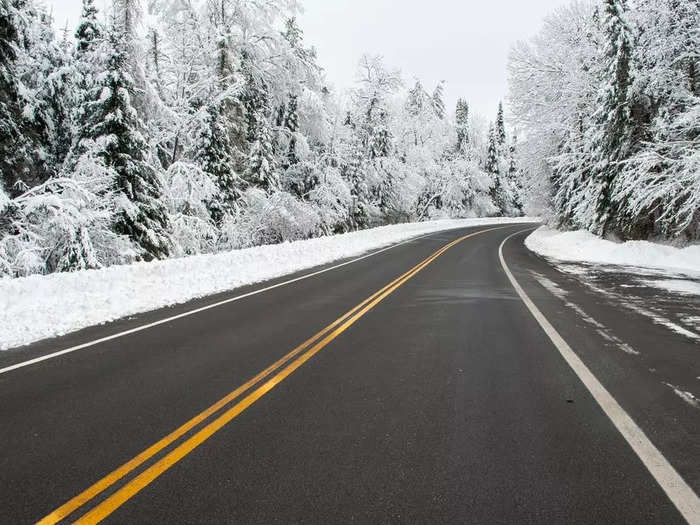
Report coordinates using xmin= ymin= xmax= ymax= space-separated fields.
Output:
xmin=432 ymin=81 xmax=446 ymax=120
xmin=77 ymin=26 xmax=170 ymax=259
xmin=613 ymin=0 xmax=700 ymax=238
xmin=0 ymin=0 xmax=30 ymax=195
xmin=495 ymin=101 xmax=507 ymax=149
xmin=455 ymin=98 xmax=470 ymax=155
xmin=510 ymin=0 xmax=698 ymax=239
xmin=1 ymin=0 xmax=533 ymax=277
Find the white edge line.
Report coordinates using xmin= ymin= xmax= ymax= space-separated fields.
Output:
xmin=0 ymin=229 xmax=459 ymax=376
xmin=500 ymin=229 xmax=700 ymax=524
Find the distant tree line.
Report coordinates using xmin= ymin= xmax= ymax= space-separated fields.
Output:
xmin=0 ymin=0 xmax=523 ymax=277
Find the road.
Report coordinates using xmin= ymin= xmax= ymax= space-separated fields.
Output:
xmin=0 ymin=224 xmax=698 ymax=524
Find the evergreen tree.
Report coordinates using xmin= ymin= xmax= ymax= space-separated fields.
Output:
xmin=455 ymin=98 xmax=469 ymax=154
xmin=0 ymin=0 xmax=28 ymax=194
xmin=75 ymin=0 xmax=100 ymax=54
xmin=146 ymin=27 xmax=165 ymax=100
xmin=587 ymin=0 xmax=634 ymax=235
xmin=80 ymin=27 xmax=170 ymax=259
xmin=341 ymin=115 xmax=370 ymax=228
xmin=610 ymin=0 xmax=700 ymax=239
xmin=432 ymin=81 xmax=446 ymax=120
xmin=63 ymin=0 xmax=103 ymax=171
xmin=245 ymin=114 xmax=279 ymax=192
xmin=19 ymin=7 xmax=73 ymax=172
xmin=495 ymin=101 xmax=507 ymax=149
xmin=239 ymin=47 xmax=277 ymax=193
xmin=485 ymin=124 xmax=505 ymax=215
xmin=193 ymin=103 xmax=242 ymax=224
xmin=284 ymin=94 xmax=299 ymax=166
xmin=507 ymin=135 xmax=523 ymax=214
xmin=405 ymin=80 xmax=428 ymax=117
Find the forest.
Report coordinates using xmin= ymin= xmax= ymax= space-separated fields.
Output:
xmin=509 ymin=0 xmax=699 ymax=241
xmin=0 ymin=0 xmax=698 ymax=279
xmin=0 ymin=0 xmax=523 ymax=277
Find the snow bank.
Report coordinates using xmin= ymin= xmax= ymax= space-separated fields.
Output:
xmin=641 ymin=279 xmax=700 ymax=296
xmin=0 ymin=217 xmax=535 ymax=350
xmin=526 ymin=227 xmax=700 ymax=275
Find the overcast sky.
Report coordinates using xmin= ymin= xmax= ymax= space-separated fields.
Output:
xmin=45 ymin=0 xmax=569 ymax=121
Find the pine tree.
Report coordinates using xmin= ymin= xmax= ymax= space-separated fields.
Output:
xmin=284 ymin=94 xmax=299 ymax=167
xmin=21 ymin=7 xmax=72 ymax=172
xmin=245 ymin=114 xmax=279 ymax=192
xmin=0 ymin=0 xmax=28 ymax=195
xmin=240 ymin=48 xmax=277 ymax=193
xmin=146 ymin=27 xmax=165 ymax=100
xmin=80 ymin=27 xmax=170 ymax=259
xmin=405 ymin=80 xmax=428 ymax=117
xmin=507 ymin=135 xmax=523 ymax=214
xmin=485 ymin=124 xmax=505 ymax=215
xmin=495 ymin=102 xmax=507 ymax=149
xmin=610 ymin=0 xmax=700 ymax=239
xmin=455 ymin=98 xmax=469 ymax=154
xmin=341 ymin=114 xmax=370 ymax=229
xmin=194 ymin=103 xmax=242 ymax=224
xmin=432 ymin=81 xmax=446 ymax=120
xmin=587 ymin=0 xmax=634 ymax=235
xmin=75 ymin=0 xmax=100 ymax=55
xmin=64 ymin=0 xmax=103 ymax=169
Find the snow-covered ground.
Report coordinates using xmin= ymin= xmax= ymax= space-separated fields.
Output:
xmin=0 ymin=217 xmax=535 ymax=350
xmin=526 ymin=226 xmax=700 ymax=301
xmin=526 ymin=227 xmax=700 ymax=276
xmin=526 ymin=226 xmax=700 ymax=347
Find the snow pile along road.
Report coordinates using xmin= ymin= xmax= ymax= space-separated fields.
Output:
xmin=526 ymin=227 xmax=700 ymax=275
xmin=0 ymin=217 xmax=535 ymax=350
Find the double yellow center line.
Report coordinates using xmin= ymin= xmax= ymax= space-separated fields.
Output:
xmin=38 ymin=227 xmax=503 ymax=524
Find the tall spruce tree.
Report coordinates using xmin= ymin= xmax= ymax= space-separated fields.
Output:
xmin=14 ymin=6 xmax=72 ymax=175
xmin=64 ymin=0 xmax=102 ymax=170
xmin=0 ymin=0 xmax=28 ymax=194
xmin=486 ymin=124 xmax=506 ymax=215
xmin=507 ymin=135 xmax=523 ymax=214
xmin=455 ymin=98 xmax=469 ymax=155
xmin=284 ymin=94 xmax=300 ymax=167
xmin=80 ymin=27 xmax=170 ymax=259
xmin=245 ymin=114 xmax=279 ymax=192
xmin=588 ymin=0 xmax=634 ymax=235
xmin=495 ymin=102 xmax=507 ymax=150
xmin=75 ymin=0 xmax=100 ymax=54
xmin=194 ymin=103 xmax=242 ymax=224
xmin=432 ymin=81 xmax=446 ymax=120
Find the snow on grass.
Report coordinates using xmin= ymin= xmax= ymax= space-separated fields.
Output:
xmin=525 ymin=227 xmax=700 ymax=276
xmin=0 ymin=217 xmax=535 ymax=350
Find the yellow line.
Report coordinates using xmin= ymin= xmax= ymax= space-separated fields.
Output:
xmin=39 ymin=227 xmax=503 ymax=524
xmin=37 ymin=231 xmax=469 ymax=525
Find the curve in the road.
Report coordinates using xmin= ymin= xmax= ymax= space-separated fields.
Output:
xmin=38 ymin=226 xmax=507 ymax=524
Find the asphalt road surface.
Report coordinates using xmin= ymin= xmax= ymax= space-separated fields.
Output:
xmin=0 ymin=224 xmax=698 ymax=524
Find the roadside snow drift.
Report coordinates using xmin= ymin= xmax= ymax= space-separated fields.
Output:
xmin=0 ymin=217 xmax=535 ymax=350
xmin=526 ymin=227 xmax=700 ymax=275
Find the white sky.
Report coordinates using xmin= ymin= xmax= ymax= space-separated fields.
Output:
xmin=45 ymin=0 xmax=570 ymax=121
